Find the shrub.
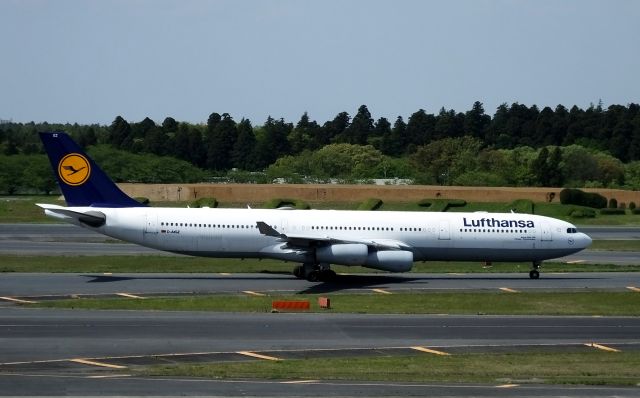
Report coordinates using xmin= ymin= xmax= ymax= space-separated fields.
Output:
xmin=559 ymin=188 xmax=607 ymax=209
xmin=357 ymin=198 xmax=383 ymax=211
xmin=507 ymin=199 xmax=535 ymax=214
xmin=599 ymin=208 xmax=626 ymax=215
xmin=608 ymin=198 xmax=618 ymax=209
xmin=632 ymin=208 xmax=640 ymax=215
xmin=263 ymin=198 xmax=310 ymax=209
xmin=190 ymin=197 xmax=218 ymax=208
xmin=419 ymin=199 xmax=466 ymax=212
xmin=629 ymin=202 xmax=636 ymax=210
xmin=134 ymin=197 xmax=150 ymax=205
xmin=568 ymin=207 xmax=596 ymax=218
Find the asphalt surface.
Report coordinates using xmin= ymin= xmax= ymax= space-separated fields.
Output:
xmin=0 ymin=308 xmax=639 ymax=396
xmin=1 ymin=272 xmax=640 ymax=298
xmin=1 ymin=223 xmax=639 ymax=396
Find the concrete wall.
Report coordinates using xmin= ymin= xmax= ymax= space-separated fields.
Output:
xmin=119 ymin=183 xmax=640 ymax=205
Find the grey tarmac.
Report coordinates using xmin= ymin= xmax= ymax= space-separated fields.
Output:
xmin=1 ymin=308 xmax=639 ymax=396
xmin=1 ymin=272 xmax=640 ymax=299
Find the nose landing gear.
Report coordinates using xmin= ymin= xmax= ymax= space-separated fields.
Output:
xmin=529 ymin=261 xmax=541 ymax=279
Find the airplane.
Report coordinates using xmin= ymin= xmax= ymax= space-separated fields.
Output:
xmin=38 ymin=132 xmax=592 ymax=281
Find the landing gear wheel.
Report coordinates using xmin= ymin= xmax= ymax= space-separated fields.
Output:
xmin=307 ymin=270 xmax=320 ymax=282
xmin=529 ymin=270 xmax=540 ymax=279
xmin=320 ymin=269 xmax=337 ymax=282
xmin=293 ymin=265 xmax=303 ymax=278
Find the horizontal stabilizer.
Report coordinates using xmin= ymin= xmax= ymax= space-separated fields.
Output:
xmin=37 ymin=204 xmax=106 ymax=227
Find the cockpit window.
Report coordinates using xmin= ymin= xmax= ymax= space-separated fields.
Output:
xmin=566 ymin=228 xmax=577 ymax=234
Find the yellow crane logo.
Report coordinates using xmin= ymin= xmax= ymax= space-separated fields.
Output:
xmin=58 ymin=153 xmax=91 ymax=186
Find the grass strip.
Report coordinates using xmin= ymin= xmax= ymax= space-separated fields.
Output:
xmin=1 ymin=255 xmax=638 ymax=273
xmin=143 ymin=351 xmax=640 ymax=386
xmin=26 ymin=292 xmax=640 ymax=316
xmin=589 ymin=240 xmax=640 ymax=251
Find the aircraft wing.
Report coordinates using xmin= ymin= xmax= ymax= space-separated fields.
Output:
xmin=256 ymin=221 xmax=410 ymax=250
xmin=36 ymin=204 xmax=106 ymax=227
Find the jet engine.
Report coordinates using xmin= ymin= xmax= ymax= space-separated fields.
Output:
xmin=364 ymin=250 xmax=413 ymax=272
xmin=316 ymin=244 xmax=368 ymax=266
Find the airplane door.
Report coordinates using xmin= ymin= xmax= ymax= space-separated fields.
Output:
xmin=438 ymin=221 xmax=450 ymax=240
xmin=144 ymin=212 xmax=158 ymax=234
xmin=541 ymin=223 xmax=552 ymax=241
xmin=143 ymin=212 xmax=158 ymax=245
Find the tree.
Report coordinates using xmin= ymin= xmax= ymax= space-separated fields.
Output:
xmin=231 ymin=119 xmax=256 ymax=170
xmin=254 ymin=116 xmax=292 ymax=168
xmin=547 ymin=147 xmax=563 ymax=187
xmin=108 ymin=116 xmax=132 ymax=149
xmin=143 ymin=127 xmax=168 ymax=156
xmin=162 ymin=117 xmax=178 ymax=133
xmin=464 ymin=101 xmax=490 ymax=139
xmin=380 ymin=116 xmax=407 ymax=156
xmin=369 ymin=117 xmax=391 ymax=150
xmin=410 ymin=137 xmax=483 ymax=185
xmin=405 ymin=109 xmax=435 ymax=148
xmin=341 ymin=105 xmax=373 ymax=145
xmin=322 ymin=112 xmax=350 ymax=145
xmin=289 ymin=112 xmax=320 ymax=153
xmin=206 ymin=113 xmax=236 ymax=170
xmin=530 ymin=147 xmax=551 ymax=186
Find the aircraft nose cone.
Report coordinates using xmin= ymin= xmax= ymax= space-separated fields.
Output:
xmin=580 ymin=233 xmax=592 ymax=248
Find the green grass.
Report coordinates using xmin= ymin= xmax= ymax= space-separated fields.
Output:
xmin=0 ymin=196 xmax=64 ymax=223
xmin=590 ymin=240 xmax=640 ymax=251
xmin=1 ymin=255 xmax=639 ymax=273
xmin=144 ymin=351 xmax=640 ymax=386
xmin=26 ymin=292 xmax=640 ymax=316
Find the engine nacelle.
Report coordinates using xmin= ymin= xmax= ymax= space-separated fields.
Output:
xmin=316 ymin=243 xmax=368 ymax=266
xmin=364 ymin=250 xmax=413 ymax=272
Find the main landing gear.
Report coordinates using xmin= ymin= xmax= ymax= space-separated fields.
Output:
xmin=293 ymin=263 xmax=337 ymax=282
xmin=529 ymin=261 xmax=542 ymax=279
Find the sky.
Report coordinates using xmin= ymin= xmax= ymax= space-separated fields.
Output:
xmin=1 ymin=0 xmax=639 ymax=126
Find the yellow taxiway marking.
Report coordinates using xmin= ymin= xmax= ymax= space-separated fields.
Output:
xmin=242 ymin=291 xmax=266 ymax=297
xmin=566 ymin=260 xmax=585 ymax=264
xmin=585 ymin=343 xmax=620 ymax=352
xmin=281 ymin=380 xmax=319 ymax=384
xmin=496 ymin=384 xmax=519 ymax=388
xmin=116 ymin=293 xmax=145 ymax=299
xmin=0 ymin=296 xmax=37 ymax=304
xmin=447 ymin=273 xmax=464 ymax=275
xmin=236 ymin=351 xmax=281 ymax=361
xmin=411 ymin=346 xmax=450 ymax=356
xmin=627 ymin=286 xmax=640 ymax=292
xmin=371 ymin=289 xmax=392 ymax=295
xmin=499 ymin=287 xmax=519 ymax=293
xmin=70 ymin=359 xmax=128 ymax=369
xmin=102 ymin=272 xmax=112 ymax=275
xmin=219 ymin=273 xmax=232 ymax=276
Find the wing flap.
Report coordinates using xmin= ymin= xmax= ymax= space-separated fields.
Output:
xmin=255 ymin=221 xmax=410 ymax=251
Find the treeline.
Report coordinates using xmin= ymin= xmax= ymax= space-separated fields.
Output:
xmin=1 ymin=102 xmax=640 ymax=193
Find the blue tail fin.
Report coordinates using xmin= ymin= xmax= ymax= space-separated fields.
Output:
xmin=40 ymin=132 xmax=145 ymax=207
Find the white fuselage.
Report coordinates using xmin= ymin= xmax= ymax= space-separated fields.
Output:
xmin=47 ymin=207 xmax=592 ymax=268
